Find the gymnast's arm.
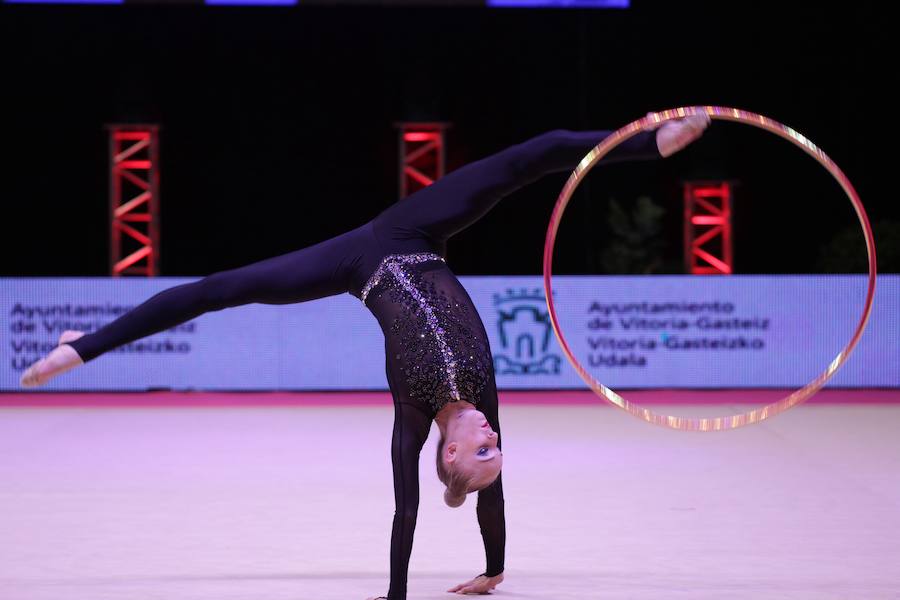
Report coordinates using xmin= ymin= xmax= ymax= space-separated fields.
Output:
xmin=469 ymin=394 xmax=506 ymax=593
xmin=382 ymin=402 xmax=433 ymax=600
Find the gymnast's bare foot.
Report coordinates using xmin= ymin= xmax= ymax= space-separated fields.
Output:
xmin=57 ymin=330 xmax=86 ymax=345
xmin=651 ymin=112 xmax=711 ymax=157
xmin=19 ymin=330 xmax=86 ymax=388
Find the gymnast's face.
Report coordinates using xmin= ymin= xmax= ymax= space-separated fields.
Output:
xmin=445 ymin=407 xmax=503 ymax=489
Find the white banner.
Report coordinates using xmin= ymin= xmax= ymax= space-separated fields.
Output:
xmin=2 ymin=275 xmax=896 ymax=391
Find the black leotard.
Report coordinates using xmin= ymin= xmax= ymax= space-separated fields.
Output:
xmin=68 ymin=129 xmax=660 ymax=599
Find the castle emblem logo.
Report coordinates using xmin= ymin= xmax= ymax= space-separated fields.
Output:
xmin=493 ymin=288 xmax=561 ymax=376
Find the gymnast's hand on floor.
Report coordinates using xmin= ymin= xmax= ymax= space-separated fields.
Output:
xmin=651 ymin=112 xmax=711 ymax=158
xmin=447 ymin=572 xmax=504 ymax=594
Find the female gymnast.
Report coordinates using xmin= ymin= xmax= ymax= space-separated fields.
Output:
xmin=21 ymin=113 xmax=709 ymax=599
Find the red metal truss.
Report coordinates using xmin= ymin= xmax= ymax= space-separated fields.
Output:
xmin=109 ymin=125 xmax=160 ymax=276
xmin=684 ymin=181 xmax=733 ymax=275
xmin=397 ymin=122 xmax=449 ymax=198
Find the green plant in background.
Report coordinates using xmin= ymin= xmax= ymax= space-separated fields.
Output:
xmin=600 ymin=196 xmax=675 ymax=274
xmin=817 ymin=220 xmax=900 ymax=274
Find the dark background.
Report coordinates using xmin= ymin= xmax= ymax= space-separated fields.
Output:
xmin=1 ymin=1 xmax=894 ymax=276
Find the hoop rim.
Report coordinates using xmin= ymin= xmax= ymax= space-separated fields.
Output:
xmin=542 ymin=106 xmax=877 ymax=431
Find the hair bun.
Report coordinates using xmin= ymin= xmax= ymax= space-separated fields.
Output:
xmin=444 ymin=488 xmax=466 ymax=508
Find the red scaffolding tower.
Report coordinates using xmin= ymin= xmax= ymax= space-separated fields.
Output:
xmin=396 ymin=122 xmax=448 ymax=198
xmin=108 ymin=125 xmax=160 ymax=277
xmin=684 ymin=181 xmax=733 ymax=275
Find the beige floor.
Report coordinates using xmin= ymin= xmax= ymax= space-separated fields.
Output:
xmin=1 ymin=402 xmax=898 ymax=600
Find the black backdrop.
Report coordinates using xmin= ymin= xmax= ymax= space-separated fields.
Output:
xmin=1 ymin=1 xmax=893 ymax=276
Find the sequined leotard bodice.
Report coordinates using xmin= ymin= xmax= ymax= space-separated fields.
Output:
xmin=68 ymin=129 xmax=661 ymax=600
xmin=362 ymin=253 xmax=492 ymax=413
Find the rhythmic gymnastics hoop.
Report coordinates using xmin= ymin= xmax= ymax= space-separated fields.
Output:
xmin=542 ymin=106 xmax=877 ymax=431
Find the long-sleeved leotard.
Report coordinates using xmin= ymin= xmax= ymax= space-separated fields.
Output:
xmin=67 ymin=129 xmax=661 ymax=600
